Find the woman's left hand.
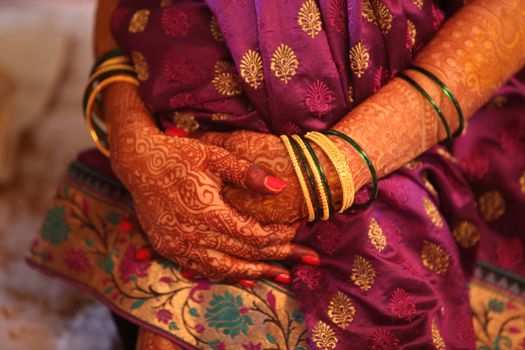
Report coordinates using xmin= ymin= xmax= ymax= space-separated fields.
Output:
xmin=199 ymin=131 xmax=307 ymax=224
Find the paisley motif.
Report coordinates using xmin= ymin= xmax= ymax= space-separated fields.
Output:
xmin=407 ymin=19 xmax=417 ymax=49
xmin=297 ymin=0 xmax=323 ymax=38
xmin=421 ymin=240 xmax=449 ymax=275
xmin=348 ymin=85 xmax=354 ymax=103
xmin=210 ymin=16 xmax=225 ymax=42
xmin=211 ymin=113 xmax=231 ymax=121
xmin=422 ymin=197 xmax=444 ymax=228
xmin=305 ymin=80 xmax=334 ymax=117
xmin=389 ymin=288 xmax=416 ymax=321
xmin=351 ymin=255 xmax=376 ymax=292
xmin=312 ymin=321 xmax=338 ymax=350
xmin=240 ymin=50 xmax=264 ymax=90
xmin=128 ymin=9 xmax=150 ymax=33
xmin=131 ymin=51 xmax=149 ymax=81
xmin=327 ymin=291 xmax=356 ymax=329
xmin=431 ymin=318 xmax=446 ymax=350
xmin=362 ymin=0 xmax=393 ymax=35
xmin=349 ymin=42 xmax=370 ymax=78
xmin=412 ymin=0 xmax=424 ymax=10
xmin=368 ymin=218 xmax=387 ymax=252
xmin=271 ymin=44 xmax=299 ymax=84
xmin=371 ymin=329 xmax=400 ymax=350
xmin=212 ymin=61 xmax=242 ymax=96
xmin=328 ymin=0 xmax=346 ymax=32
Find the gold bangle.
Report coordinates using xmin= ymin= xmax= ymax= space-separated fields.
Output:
xmin=305 ymin=131 xmax=355 ymax=213
xmin=280 ymin=135 xmax=316 ymax=222
xmin=96 ymin=56 xmax=130 ymax=70
xmin=85 ymin=64 xmax=136 ymax=93
xmin=85 ymin=75 xmax=140 ymax=157
xmin=291 ymin=134 xmax=330 ymax=220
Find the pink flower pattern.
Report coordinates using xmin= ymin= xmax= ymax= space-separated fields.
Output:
xmin=119 ymin=245 xmax=151 ymax=283
xmin=328 ymin=0 xmax=346 ymax=33
xmin=315 ymin=221 xmax=342 ymax=255
xmin=371 ymin=329 xmax=400 ymax=350
xmin=163 ymin=54 xmax=195 ymax=84
xmin=389 ymin=288 xmax=417 ymax=321
xmin=460 ymin=153 xmax=490 ymax=181
xmin=161 ymin=8 xmax=190 ymax=37
xmin=156 ymin=308 xmax=173 ymax=324
xmin=293 ymin=265 xmax=321 ymax=290
xmin=305 ymin=80 xmax=334 ymax=117
xmin=63 ymin=248 xmax=91 ymax=273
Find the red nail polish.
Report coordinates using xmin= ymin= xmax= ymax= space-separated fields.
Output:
xmin=275 ymin=273 xmax=291 ymax=284
xmin=119 ymin=219 xmax=133 ymax=233
xmin=301 ymin=255 xmax=320 ymax=266
xmin=265 ymin=176 xmax=287 ymax=191
xmin=181 ymin=271 xmax=195 ymax=279
xmin=135 ymin=247 xmax=152 ymax=261
xmin=165 ymin=127 xmax=188 ymax=137
xmin=239 ymin=280 xmax=256 ymax=288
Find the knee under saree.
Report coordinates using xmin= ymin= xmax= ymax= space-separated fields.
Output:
xmin=27 ymin=0 xmax=525 ymax=349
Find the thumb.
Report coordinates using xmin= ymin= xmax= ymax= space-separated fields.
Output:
xmin=208 ymin=147 xmax=287 ymax=194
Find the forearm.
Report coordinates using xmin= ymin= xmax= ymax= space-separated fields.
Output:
xmin=325 ymin=0 xmax=525 ymax=196
xmin=93 ymin=0 xmax=152 ymax=136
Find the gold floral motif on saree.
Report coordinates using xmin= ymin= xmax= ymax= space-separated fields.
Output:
xmin=211 ymin=113 xmax=231 ymax=121
xmin=519 ymin=171 xmax=525 ymax=195
xmin=351 ymin=255 xmax=376 ymax=292
xmin=412 ymin=0 xmax=424 ymax=10
xmin=421 ymin=172 xmax=438 ymax=196
xmin=422 ymin=197 xmax=444 ymax=228
xmin=421 ymin=241 xmax=449 ymax=275
xmin=404 ymin=160 xmax=423 ymax=169
xmin=160 ymin=0 xmax=174 ymax=7
xmin=407 ymin=20 xmax=417 ymax=48
xmin=431 ymin=319 xmax=446 ymax=350
xmin=240 ymin=50 xmax=264 ymax=90
xmin=436 ymin=147 xmax=459 ymax=163
xmin=271 ymin=44 xmax=299 ymax=84
xmin=452 ymin=221 xmax=480 ymax=249
xmin=362 ymin=0 xmax=393 ymax=35
xmin=478 ymin=190 xmax=506 ymax=221
xmin=210 ymin=16 xmax=225 ymax=42
xmin=129 ymin=9 xmax=150 ymax=33
xmin=173 ymin=112 xmax=199 ymax=132
xmin=349 ymin=42 xmax=370 ymax=78
xmin=327 ymin=291 xmax=356 ymax=329
xmin=312 ymin=321 xmax=338 ymax=350
xmin=348 ymin=85 xmax=354 ymax=103
xmin=212 ymin=61 xmax=242 ymax=96
xmin=297 ymin=0 xmax=323 ymax=38
xmin=368 ymin=218 xmax=387 ymax=252
xmin=131 ymin=51 xmax=149 ymax=81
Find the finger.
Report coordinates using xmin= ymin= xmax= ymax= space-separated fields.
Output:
xmin=189 ymin=246 xmax=291 ymax=283
xmin=201 ymin=207 xmax=299 ymax=246
xmin=198 ymin=131 xmax=229 ymax=147
xmin=207 ymin=146 xmax=287 ymax=194
xmin=197 ymin=233 xmax=319 ymax=265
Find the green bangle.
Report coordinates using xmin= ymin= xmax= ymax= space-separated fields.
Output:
xmin=91 ymin=49 xmax=127 ymax=74
xmin=289 ymin=136 xmax=320 ymax=221
xmin=298 ymin=135 xmax=335 ymax=217
xmin=408 ymin=65 xmax=464 ymax=138
xmin=322 ymin=130 xmax=378 ymax=209
xmin=398 ymin=73 xmax=452 ymax=142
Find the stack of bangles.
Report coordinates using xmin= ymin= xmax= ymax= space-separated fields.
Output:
xmin=280 ymin=65 xmax=464 ymax=222
xmin=280 ymin=130 xmax=378 ymax=222
xmin=83 ymin=49 xmax=139 ymax=157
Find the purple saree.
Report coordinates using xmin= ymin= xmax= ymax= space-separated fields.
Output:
xmin=27 ymin=0 xmax=525 ymax=349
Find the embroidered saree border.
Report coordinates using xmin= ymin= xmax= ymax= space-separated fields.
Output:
xmin=27 ymin=160 xmax=308 ymax=350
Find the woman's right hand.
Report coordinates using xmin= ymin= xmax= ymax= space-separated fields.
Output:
xmin=107 ymin=106 xmax=317 ymax=282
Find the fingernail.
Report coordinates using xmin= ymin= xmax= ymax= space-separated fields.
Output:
xmin=275 ymin=273 xmax=291 ymax=284
xmin=265 ymin=176 xmax=287 ymax=191
xmin=239 ymin=280 xmax=256 ymax=288
xmin=165 ymin=127 xmax=188 ymax=137
xmin=135 ymin=247 xmax=152 ymax=262
xmin=181 ymin=270 xmax=195 ymax=279
xmin=301 ymin=255 xmax=320 ymax=266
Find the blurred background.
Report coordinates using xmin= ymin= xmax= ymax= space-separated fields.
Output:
xmin=0 ymin=0 xmax=118 ymax=349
